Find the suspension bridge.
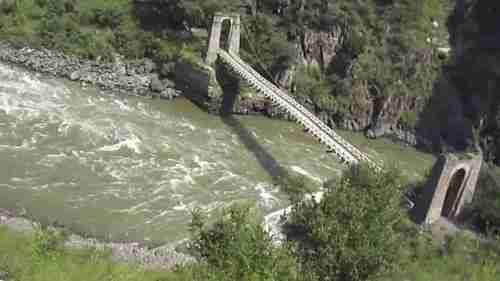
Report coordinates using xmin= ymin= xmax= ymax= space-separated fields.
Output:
xmin=206 ymin=13 xmax=381 ymax=170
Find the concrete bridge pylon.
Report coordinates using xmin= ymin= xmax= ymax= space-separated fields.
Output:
xmin=205 ymin=13 xmax=241 ymax=65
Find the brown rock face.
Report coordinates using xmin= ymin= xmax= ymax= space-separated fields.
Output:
xmin=298 ymin=28 xmax=343 ymax=71
xmin=272 ymin=27 xmax=343 ymax=90
xmin=344 ymin=80 xmax=373 ymax=131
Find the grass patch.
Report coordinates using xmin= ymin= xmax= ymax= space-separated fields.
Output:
xmin=386 ymin=233 xmax=500 ymax=281
xmin=0 ymin=227 xmax=194 ymax=281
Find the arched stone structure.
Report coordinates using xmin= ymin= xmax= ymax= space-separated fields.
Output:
xmin=205 ymin=13 xmax=241 ymax=65
xmin=413 ymin=153 xmax=482 ymax=225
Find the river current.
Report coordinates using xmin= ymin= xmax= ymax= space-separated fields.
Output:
xmin=0 ymin=62 xmax=348 ymax=243
xmin=0 ymin=61 xmax=436 ymax=244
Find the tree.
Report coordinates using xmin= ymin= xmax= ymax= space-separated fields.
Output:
xmin=287 ymin=165 xmax=405 ymax=281
xmin=189 ymin=205 xmax=297 ymax=281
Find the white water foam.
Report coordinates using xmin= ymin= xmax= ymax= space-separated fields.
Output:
xmin=98 ymin=134 xmax=143 ymax=154
xmin=116 ymin=196 xmax=166 ymax=214
xmin=172 ymin=202 xmax=187 ymax=211
xmin=255 ymin=183 xmax=279 ymax=209
xmin=290 ymin=165 xmax=324 ymax=183
xmin=263 ymin=190 xmax=324 ymax=243
xmin=212 ymin=171 xmax=238 ymax=186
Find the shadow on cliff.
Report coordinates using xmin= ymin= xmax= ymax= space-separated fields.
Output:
xmin=414 ymin=1 xmax=491 ymax=156
xmin=217 ymin=64 xmax=289 ymax=184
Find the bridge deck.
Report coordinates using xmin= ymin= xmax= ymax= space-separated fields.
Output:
xmin=217 ymin=50 xmax=380 ymax=169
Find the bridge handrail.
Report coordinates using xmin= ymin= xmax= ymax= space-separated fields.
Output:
xmin=219 ymin=50 xmax=369 ymax=166
xmin=218 ymin=50 xmax=361 ymax=165
xmin=227 ymin=54 xmax=369 ymax=156
xmin=218 ymin=50 xmax=381 ymax=169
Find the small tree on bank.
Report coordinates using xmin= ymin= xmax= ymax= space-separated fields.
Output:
xmin=287 ymin=165 xmax=405 ymax=281
xmin=189 ymin=205 xmax=298 ymax=281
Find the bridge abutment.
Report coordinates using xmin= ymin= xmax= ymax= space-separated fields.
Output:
xmin=412 ymin=153 xmax=482 ymax=225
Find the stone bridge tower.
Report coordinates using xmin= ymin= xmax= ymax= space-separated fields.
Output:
xmin=205 ymin=13 xmax=241 ymax=65
xmin=413 ymin=153 xmax=482 ymax=225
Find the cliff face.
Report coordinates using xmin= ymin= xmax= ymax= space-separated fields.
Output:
xmin=298 ymin=28 xmax=343 ymax=73
xmin=268 ymin=26 xmax=430 ymax=144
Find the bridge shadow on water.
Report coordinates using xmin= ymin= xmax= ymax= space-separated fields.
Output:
xmin=218 ymin=65 xmax=289 ymax=185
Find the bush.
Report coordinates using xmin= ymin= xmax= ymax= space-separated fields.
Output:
xmin=469 ymin=164 xmax=500 ymax=233
xmin=0 ymin=0 xmax=17 ymax=14
xmin=91 ymin=8 xmax=125 ymax=29
xmin=189 ymin=205 xmax=297 ymax=281
xmin=287 ymin=166 xmax=405 ymax=281
xmin=31 ymin=229 xmax=63 ymax=260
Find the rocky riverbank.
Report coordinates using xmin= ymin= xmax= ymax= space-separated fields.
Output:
xmin=0 ymin=208 xmax=194 ymax=270
xmin=0 ymin=41 xmax=181 ymax=100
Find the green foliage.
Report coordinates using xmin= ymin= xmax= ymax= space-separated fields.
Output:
xmin=287 ymin=166 xmax=406 ymax=281
xmin=91 ymin=8 xmax=126 ymax=29
xmin=0 ymin=0 xmax=206 ymax=63
xmin=469 ymin=164 xmax=500 ymax=233
xmin=189 ymin=205 xmax=297 ymax=281
xmin=134 ymin=0 xmax=241 ymax=30
xmin=241 ymin=13 xmax=296 ymax=79
xmin=31 ymin=229 xmax=63 ymax=259
xmin=293 ymin=65 xmax=336 ymax=112
xmin=388 ymin=233 xmax=500 ymax=281
xmin=0 ymin=226 xmax=196 ymax=281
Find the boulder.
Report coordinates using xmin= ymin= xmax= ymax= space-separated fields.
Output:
xmin=161 ymin=78 xmax=175 ymax=88
xmin=160 ymin=62 xmax=175 ymax=77
xmin=4 ymin=217 xmax=36 ymax=234
xmin=159 ymin=88 xmax=180 ymax=100
xmin=69 ymin=70 xmax=81 ymax=81
xmin=144 ymin=58 xmax=156 ymax=73
xmin=150 ymin=74 xmax=163 ymax=92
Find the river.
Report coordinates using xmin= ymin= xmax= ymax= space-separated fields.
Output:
xmin=0 ymin=62 xmax=434 ymax=244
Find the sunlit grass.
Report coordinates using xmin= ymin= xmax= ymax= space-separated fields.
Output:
xmin=385 ymin=234 xmax=500 ymax=281
xmin=0 ymin=227 xmax=194 ymax=281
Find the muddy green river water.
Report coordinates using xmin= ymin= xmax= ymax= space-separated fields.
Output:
xmin=0 ymin=62 xmax=434 ymax=244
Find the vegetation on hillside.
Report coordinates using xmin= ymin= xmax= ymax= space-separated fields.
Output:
xmin=0 ymin=0 xmax=453 ymax=129
xmin=0 ymin=0 xmax=205 ymax=65
xmin=467 ymin=164 xmax=500 ymax=233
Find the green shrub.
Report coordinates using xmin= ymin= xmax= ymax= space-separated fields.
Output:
xmin=387 ymin=233 xmax=500 ymax=281
xmin=189 ymin=205 xmax=297 ymax=281
xmin=469 ymin=164 xmax=500 ymax=233
xmin=31 ymin=229 xmax=63 ymax=260
xmin=91 ymin=8 xmax=125 ymax=29
xmin=0 ymin=0 xmax=17 ymax=14
xmin=287 ymin=165 xmax=405 ymax=281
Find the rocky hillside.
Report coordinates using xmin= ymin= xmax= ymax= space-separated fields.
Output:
xmin=131 ymin=1 xmax=453 ymax=144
